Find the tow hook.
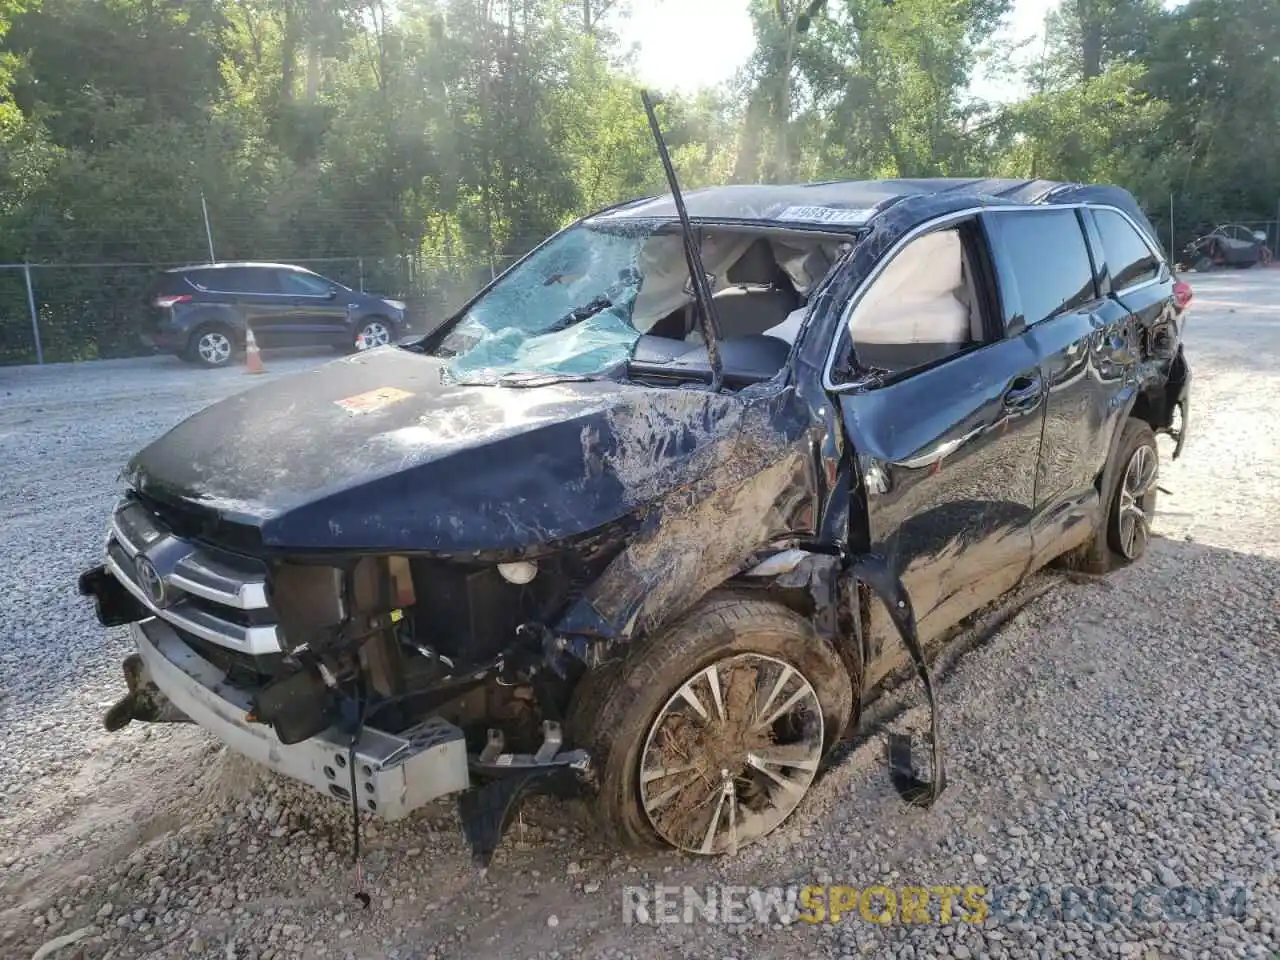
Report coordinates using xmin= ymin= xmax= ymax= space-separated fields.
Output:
xmin=103 ymin=694 xmax=139 ymax=732
xmin=102 ymin=653 xmax=188 ymax=731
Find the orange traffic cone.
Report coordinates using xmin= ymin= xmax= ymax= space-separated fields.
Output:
xmin=245 ymin=325 xmax=265 ymax=375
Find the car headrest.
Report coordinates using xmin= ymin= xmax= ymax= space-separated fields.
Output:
xmin=726 ymin=238 xmax=783 ymax=286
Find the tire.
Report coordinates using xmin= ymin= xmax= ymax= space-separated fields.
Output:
xmin=567 ymin=593 xmax=853 ymax=855
xmin=336 ymin=316 xmax=395 ymax=354
xmin=1068 ymin=418 xmax=1160 ymax=574
xmin=1193 ymin=255 xmax=1214 ymax=273
xmin=185 ymin=324 xmax=236 ymax=368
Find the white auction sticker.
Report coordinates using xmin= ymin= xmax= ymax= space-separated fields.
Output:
xmin=775 ymin=205 xmax=874 ymax=225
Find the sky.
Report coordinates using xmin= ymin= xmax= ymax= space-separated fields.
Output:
xmin=619 ymin=0 xmax=1061 ymax=104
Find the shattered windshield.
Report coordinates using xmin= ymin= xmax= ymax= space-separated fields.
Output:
xmin=431 ymin=222 xmax=661 ymax=382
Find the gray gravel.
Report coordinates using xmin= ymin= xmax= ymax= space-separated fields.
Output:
xmin=1 ymin=272 xmax=1278 ymax=960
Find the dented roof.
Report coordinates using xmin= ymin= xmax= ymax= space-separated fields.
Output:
xmin=589 ymin=177 xmax=1162 ymax=250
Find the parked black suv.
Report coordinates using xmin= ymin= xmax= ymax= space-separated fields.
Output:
xmin=142 ymin=261 xmax=408 ymax=367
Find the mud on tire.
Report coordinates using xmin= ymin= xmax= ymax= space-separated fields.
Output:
xmin=567 ymin=593 xmax=853 ymax=854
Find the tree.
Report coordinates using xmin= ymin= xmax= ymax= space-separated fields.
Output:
xmin=1 ymin=0 xmax=1277 ymax=365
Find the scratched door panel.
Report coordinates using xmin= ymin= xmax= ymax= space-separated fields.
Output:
xmin=1023 ymin=298 xmax=1124 ymax=563
xmin=985 ymin=206 xmax=1121 ymax=568
xmin=838 ymin=330 xmax=1044 ymax=659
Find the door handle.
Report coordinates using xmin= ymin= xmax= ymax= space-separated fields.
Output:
xmin=1003 ymin=372 xmax=1043 ymax=410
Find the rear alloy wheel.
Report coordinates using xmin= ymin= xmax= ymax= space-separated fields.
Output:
xmin=189 ymin=327 xmax=234 ymax=368
xmin=1065 ymin=418 xmax=1160 ymax=573
xmin=1111 ymin=438 xmax=1158 ymax=561
xmin=639 ymin=653 xmax=825 ymax=855
xmin=355 ymin=319 xmax=392 ymax=350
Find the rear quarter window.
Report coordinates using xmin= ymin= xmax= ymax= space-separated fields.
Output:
xmin=279 ymin=270 xmax=334 ymax=296
xmin=194 ymin=268 xmax=280 ymax=293
xmin=994 ymin=209 xmax=1097 ymax=326
xmin=1094 ymin=209 xmax=1161 ymax=290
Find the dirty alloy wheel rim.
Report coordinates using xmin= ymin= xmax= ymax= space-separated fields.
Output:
xmin=198 ymin=331 xmax=232 ymax=365
xmin=358 ymin=321 xmax=390 ymax=349
xmin=638 ymin=653 xmax=825 ymax=855
xmin=1118 ymin=443 xmax=1158 ymax=559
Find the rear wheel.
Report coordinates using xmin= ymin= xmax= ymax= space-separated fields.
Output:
xmin=185 ymin=324 xmax=236 ymax=368
xmin=567 ymin=594 xmax=852 ymax=854
xmin=1067 ymin=418 xmax=1160 ymax=574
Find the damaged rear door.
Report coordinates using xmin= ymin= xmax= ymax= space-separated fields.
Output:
xmin=827 ymin=212 xmax=1046 ymax=682
xmin=984 ymin=206 xmax=1117 ymax=568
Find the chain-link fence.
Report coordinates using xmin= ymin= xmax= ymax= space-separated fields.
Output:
xmin=0 ymin=253 xmax=518 ymax=366
xmin=5 ymin=198 xmax=1276 ymax=367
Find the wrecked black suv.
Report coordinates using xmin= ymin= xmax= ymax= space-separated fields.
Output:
xmin=81 ymin=176 xmax=1191 ymax=861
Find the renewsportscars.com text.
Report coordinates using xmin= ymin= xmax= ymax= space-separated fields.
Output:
xmin=621 ymin=884 xmax=1251 ymax=926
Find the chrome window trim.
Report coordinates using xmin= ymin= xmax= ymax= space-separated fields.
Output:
xmin=821 ymin=201 xmax=1170 ymax=392
xmin=190 ymin=288 xmax=335 ymax=300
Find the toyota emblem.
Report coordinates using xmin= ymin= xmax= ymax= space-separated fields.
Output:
xmin=135 ymin=555 xmax=167 ymax=607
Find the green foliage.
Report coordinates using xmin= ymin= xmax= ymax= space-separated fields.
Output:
xmin=0 ymin=0 xmax=1276 ymax=363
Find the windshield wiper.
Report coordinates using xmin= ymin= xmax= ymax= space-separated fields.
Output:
xmin=543 ymin=295 xmax=613 ymax=334
xmin=640 ymin=90 xmax=724 ymax=393
xmin=494 ymin=371 xmax=597 ymax=388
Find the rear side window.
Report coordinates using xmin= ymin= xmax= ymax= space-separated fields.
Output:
xmin=279 ymin=270 xmax=333 ymax=296
xmin=1093 ymin=209 xmax=1160 ymax=290
xmin=195 ymin=268 xmax=281 ymax=294
xmin=993 ymin=210 xmax=1096 ymax=326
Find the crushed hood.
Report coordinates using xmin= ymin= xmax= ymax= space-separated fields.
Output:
xmin=124 ymin=348 xmax=746 ymax=552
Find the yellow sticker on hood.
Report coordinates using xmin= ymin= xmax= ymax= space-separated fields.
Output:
xmin=335 ymin=386 xmax=414 ymax=414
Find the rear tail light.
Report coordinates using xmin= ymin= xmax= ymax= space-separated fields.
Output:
xmin=153 ymin=294 xmax=192 ymax=309
xmin=1172 ymin=280 xmax=1192 ymax=310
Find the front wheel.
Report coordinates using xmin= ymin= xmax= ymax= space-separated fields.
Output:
xmin=567 ymin=594 xmax=852 ymax=855
xmin=336 ymin=317 xmax=395 ymax=353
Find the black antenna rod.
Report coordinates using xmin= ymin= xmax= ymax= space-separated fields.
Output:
xmin=640 ymin=89 xmax=724 ymax=392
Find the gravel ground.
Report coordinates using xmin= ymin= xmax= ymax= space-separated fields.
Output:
xmin=1 ymin=272 xmax=1277 ymax=960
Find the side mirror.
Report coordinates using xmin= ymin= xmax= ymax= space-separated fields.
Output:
xmin=326 ymin=288 xmax=338 ymax=300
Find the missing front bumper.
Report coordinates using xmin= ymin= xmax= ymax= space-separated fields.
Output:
xmin=122 ymin=618 xmax=471 ymax=820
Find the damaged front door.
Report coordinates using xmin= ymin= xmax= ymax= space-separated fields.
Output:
xmin=829 ymin=215 xmax=1045 ymax=682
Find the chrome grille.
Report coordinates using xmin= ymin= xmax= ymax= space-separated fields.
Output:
xmin=104 ymin=500 xmax=283 ymax=655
